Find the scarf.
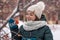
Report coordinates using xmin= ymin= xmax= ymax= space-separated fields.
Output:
xmin=23 ymin=21 xmax=47 ymax=31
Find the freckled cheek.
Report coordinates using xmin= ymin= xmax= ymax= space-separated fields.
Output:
xmin=30 ymin=16 xmax=36 ymax=20
xmin=26 ymin=15 xmax=31 ymax=20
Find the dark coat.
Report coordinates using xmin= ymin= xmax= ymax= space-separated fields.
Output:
xmin=20 ymin=25 xmax=53 ymax=40
xmin=40 ymin=14 xmax=46 ymax=21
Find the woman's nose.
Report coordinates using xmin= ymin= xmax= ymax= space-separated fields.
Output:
xmin=26 ymin=15 xmax=30 ymax=18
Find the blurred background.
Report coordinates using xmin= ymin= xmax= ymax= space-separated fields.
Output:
xmin=0 ymin=0 xmax=60 ymax=24
xmin=0 ymin=0 xmax=60 ymax=40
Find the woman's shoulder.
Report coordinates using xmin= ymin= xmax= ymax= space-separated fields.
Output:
xmin=41 ymin=25 xmax=50 ymax=30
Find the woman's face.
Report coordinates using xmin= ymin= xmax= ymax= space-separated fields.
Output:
xmin=26 ymin=11 xmax=36 ymax=21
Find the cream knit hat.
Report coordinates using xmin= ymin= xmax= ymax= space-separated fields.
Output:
xmin=27 ymin=1 xmax=45 ymax=19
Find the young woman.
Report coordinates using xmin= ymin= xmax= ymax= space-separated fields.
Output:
xmin=20 ymin=1 xmax=53 ymax=40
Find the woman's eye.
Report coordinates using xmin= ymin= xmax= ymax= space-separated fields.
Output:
xmin=26 ymin=14 xmax=29 ymax=15
xmin=30 ymin=14 xmax=33 ymax=16
xmin=30 ymin=13 xmax=34 ymax=16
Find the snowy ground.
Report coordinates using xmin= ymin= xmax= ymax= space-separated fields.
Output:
xmin=48 ymin=24 xmax=60 ymax=40
xmin=0 ymin=23 xmax=11 ymax=40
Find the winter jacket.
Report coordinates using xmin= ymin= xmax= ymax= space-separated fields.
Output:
xmin=20 ymin=21 xmax=53 ymax=40
xmin=40 ymin=14 xmax=46 ymax=21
